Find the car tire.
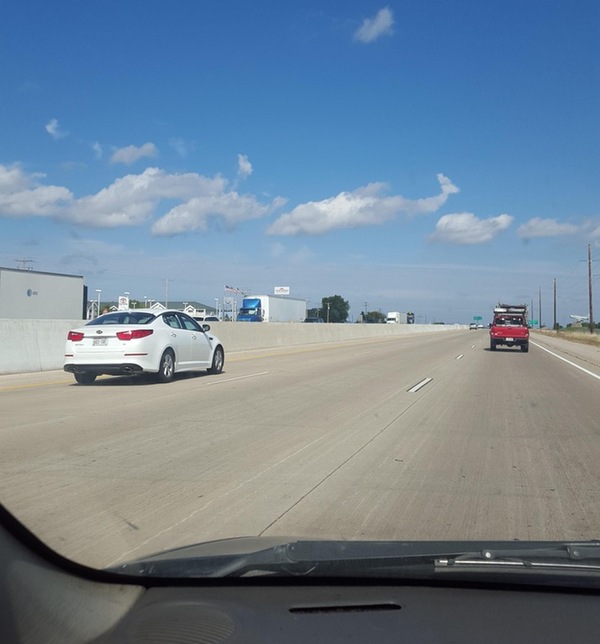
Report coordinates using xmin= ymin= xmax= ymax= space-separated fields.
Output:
xmin=208 ymin=346 xmax=224 ymax=374
xmin=490 ymin=340 xmax=496 ymax=351
xmin=74 ymin=372 xmax=96 ymax=385
xmin=521 ymin=343 xmax=529 ymax=353
xmin=157 ymin=349 xmax=175 ymax=383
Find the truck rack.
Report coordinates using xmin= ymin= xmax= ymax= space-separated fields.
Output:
xmin=494 ymin=303 xmax=527 ymax=315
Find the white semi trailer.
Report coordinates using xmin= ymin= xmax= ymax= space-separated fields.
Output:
xmin=237 ymin=295 xmax=307 ymax=322
xmin=386 ymin=311 xmax=407 ymax=324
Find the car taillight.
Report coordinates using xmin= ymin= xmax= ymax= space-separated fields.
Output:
xmin=67 ymin=331 xmax=84 ymax=341
xmin=116 ymin=329 xmax=154 ymax=341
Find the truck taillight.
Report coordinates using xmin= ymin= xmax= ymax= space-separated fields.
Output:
xmin=67 ymin=331 xmax=84 ymax=341
xmin=116 ymin=329 xmax=154 ymax=341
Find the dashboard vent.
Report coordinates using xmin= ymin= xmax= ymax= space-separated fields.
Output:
xmin=290 ymin=603 xmax=401 ymax=614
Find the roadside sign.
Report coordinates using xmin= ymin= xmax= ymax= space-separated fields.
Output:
xmin=473 ymin=316 xmax=482 ymax=320
xmin=529 ymin=319 xmax=538 ymax=326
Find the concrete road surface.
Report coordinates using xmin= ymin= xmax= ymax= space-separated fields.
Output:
xmin=2 ymin=330 xmax=600 ymax=569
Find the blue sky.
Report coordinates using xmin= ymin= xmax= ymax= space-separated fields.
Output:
xmin=1 ymin=1 xmax=598 ymax=323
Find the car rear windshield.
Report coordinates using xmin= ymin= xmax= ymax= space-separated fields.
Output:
xmin=86 ymin=313 xmax=156 ymax=325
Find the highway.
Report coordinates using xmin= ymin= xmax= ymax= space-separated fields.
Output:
xmin=2 ymin=329 xmax=600 ymax=569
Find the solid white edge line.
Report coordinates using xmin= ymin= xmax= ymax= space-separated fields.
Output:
xmin=408 ymin=377 xmax=433 ymax=393
xmin=531 ymin=341 xmax=600 ymax=382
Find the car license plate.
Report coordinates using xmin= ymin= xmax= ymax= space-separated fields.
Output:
xmin=93 ymin=337 xmax=108 ymax=346
xmin=506 ymin=337 xmax=514 ymax=342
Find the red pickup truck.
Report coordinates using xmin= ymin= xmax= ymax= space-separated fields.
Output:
xmin=489 ymin=304 xmax=529 ymax=352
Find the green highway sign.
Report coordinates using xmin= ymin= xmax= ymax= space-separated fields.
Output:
xmin=529 ymin=320 xmax=538 ymax=325
xmin=473 ymin=316 xmax=482 ymax=320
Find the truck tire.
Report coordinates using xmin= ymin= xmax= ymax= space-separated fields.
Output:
xmin=521 ymin=343 xmax=529 ymax=353
xmin=490 ymin=340 xmax=497 ymax=351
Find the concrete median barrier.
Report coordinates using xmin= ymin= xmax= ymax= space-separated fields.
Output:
xmin=0 ymin=319 xmax=463 ymax=374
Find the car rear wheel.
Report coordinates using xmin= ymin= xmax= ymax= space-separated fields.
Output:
xmin=74 ymin=372 xmax=96 ymax=385
xmin=157 ymin=349 xmax=175 ymax=383
xmin=490 ymin=340 xmax=497 ymax=351
xmin=521 ymin=343 xmax=529 ymax=352
xmin=208 ymin=346 xmax=224 ymax=374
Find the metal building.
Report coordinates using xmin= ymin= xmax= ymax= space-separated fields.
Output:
xmin=0 ymin=267 xmax=86 ymax=320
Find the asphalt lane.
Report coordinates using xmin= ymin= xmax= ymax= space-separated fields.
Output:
xmin=2 ymin=330 xmax=600 ymax=568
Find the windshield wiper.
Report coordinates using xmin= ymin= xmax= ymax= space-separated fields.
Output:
xmin=436 ymin=543 xmax=600 ymax=571
xmin=107 ymin=539 xmax=600 ymax=580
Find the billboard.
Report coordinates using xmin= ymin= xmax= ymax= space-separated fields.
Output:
xmin=274 ymin=286 xmax=290 ymax=295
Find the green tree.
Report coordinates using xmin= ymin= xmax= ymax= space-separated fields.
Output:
xmin=321 ymin=295 xmax=349 ymax=323
xmin=366 ymin=310 xmax=385 ymax=324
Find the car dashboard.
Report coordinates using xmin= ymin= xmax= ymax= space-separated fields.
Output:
xmin=2 ymin=505 xmax=600 ymax=643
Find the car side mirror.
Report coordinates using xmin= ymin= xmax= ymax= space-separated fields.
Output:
xmin=202 ymin=324 xmax=211 ymax=332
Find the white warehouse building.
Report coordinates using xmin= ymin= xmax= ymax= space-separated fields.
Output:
xmin=0 ymin=267 xmax=86 ymax=320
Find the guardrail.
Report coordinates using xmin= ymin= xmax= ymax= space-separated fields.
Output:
xmin=0 ymin=319 xmax=464 ymax=375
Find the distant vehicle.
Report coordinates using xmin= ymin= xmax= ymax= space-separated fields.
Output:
xmin=489 ymin=304 xmax=529 ymax=352
xmin=386 ymin=311 xmax=407 ymax=324
xmin=194 ymin=315 xmax=220 ymax=323
xmin=304 ymin=317 xmax=325 ymax=323
xmin=469 ymin=323 xmax=478 ymax=330
xmin=477 ymin=324 xmax=485 ymax=329
xmin=64 ymin=309 xmax=225 ymax=384
xmin=237 ymin=295 xmax=306 ymax=322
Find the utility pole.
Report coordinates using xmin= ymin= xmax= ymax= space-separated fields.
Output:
xmin=589 ymin=244 xmax=594 ymax=334
xmin=553 ymin=278 xmax=557 ymax=331
xmin=538 ymin=286 xmax=542 ymax=329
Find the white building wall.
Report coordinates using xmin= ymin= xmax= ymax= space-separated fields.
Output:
xmin=0 ymin=268 xmax=85 ymax=320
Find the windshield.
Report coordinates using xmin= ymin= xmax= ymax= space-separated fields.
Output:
xmin=1 ymin=1 xmax=600 ymax=587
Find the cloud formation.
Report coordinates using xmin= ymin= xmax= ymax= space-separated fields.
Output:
xmin=267 ymin=174 xmax=458 ymax=236
xmin=0 ymin=164 xmax=72 ymax=216
xmin=430 ymin=212 xmax=513 ymax=244
xmin=45 ymin=118 xmax=67 ymax=139
xmin=0 ymin=164 xmax=284 ymax=232
xmin=517 ymin=217 xmax=578 ymax=239
xmin=354 ymin=7 xmax=394 ymax=43
xmin=237 ymin=154 xmax=253 ymax=179
xmin=152 ymin=191 xmax=285 ymax=236
xmin=110 ymin=142 xmax=158 ymax=165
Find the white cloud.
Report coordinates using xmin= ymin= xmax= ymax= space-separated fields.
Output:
xmin=354 ymin=7 xmax=394 ymax=43
xmin=70 ymin=168 xmax=230 ymax=228
xmin=237 ymin=154 xmax=253 ymax=179
xmin=517 ymin=217 xmax=579 ymax=239
xmin=0 ymin=164 xmax=285 ymax=232
xmin=267 ymin=174 xmax=458 ymax=236
xmin=0 ymin=164 xmax=72 ymax=216
xmin=110 ymin=142 xmax=158 ymax=165
xmin=152 ymin=192 xmax=286 ymax=236
xmin=430 ymin=212 xmax=513 ymax=244
xmin=45 ymin=118 xmax=67 ymax=139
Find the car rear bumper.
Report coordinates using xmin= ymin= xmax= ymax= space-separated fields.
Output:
xmin=64 ymin=363 xmax=145 ymax=376
xmin=490 ymin=336 xmax=529 ymax=346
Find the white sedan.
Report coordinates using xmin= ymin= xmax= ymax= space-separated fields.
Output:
xmin=64 ymin=309 xmax=225 ymax=384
